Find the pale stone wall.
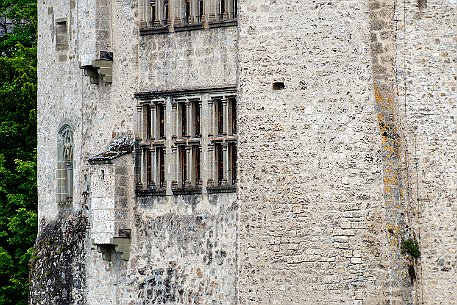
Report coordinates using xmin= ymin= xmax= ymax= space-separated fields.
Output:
xmin=37 ymin=0 xmax=238 ymax=303
xmin=395 ymin=0 xmax=457 ymax=304
xmin=236 ymin=1 xmax=389 ymax=304
xmin=36 ymin=0 xmax=457 ymax=303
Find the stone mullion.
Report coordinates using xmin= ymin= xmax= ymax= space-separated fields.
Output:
xmin=156 ymin=0 xmax=163 ymax=25
xmin=171 ymin=146 xmax=178 ymax=189
xmin=190 ymin=0 xmax=197 ymax=23
xmin=152 ymin=1 xmax=160 ymax=26
xmin=222 ymin=98 xmax=228 ymax=135
xmin=136 ymin=106 xmax=143 ymax=140
xmin=141 ymin=148 xmax=147 ymax=187
xmin=186 ymin=100 xmax=192 ymax=137
xmin=177 ymin=147 xmax=183 ymax=188
xmin=139 ymin=0 xmax=146 ymax=27
xmin=171 ymin=102 xmax=177 ymax=137
xmin=174 ymin=0 xmax=182 ymax=26
xmin=198 ymin=100 xmax=202 ymax=136
xmin=208 ymin=0 xmax=216 ymax=21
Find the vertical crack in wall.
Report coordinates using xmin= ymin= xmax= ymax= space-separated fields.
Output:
xmin=368 ymin=0 xmax=414 ymax=303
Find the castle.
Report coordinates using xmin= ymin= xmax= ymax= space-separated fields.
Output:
xmin=32 ymin=0 xmax=457 ymax=304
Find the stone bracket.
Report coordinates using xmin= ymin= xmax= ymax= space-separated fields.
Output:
xmin=94 ymin=236 xmax=131 ymax=261
xmin=80 ymin=52 xmax=113 ymax=84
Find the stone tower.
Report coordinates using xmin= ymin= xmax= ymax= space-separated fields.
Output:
xmin=32 ymin=0 xmax=457 ymax=304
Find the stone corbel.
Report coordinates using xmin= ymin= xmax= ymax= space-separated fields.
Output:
xmin=80 ymin=51 xmax=113 ymax=84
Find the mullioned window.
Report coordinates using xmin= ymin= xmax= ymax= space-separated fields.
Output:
xmin=139 ymin=0 xmax=237 ymax=34
xmin=135 ymin=89 xmax=237 ymax=195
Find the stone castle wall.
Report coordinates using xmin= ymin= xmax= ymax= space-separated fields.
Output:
xmin=35 ymin=0 xmax=457 ymax=304
xmin=237 ymin=1 xmax=389 ymax=303
xmin=396 ymin=0 xmax=457 ymax=303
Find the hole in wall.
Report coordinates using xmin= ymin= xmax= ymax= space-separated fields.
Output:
xmin=418 ymin=0 xmax=427 ymax=10
xmin=272 ymin=82 xmax=285 ymax=90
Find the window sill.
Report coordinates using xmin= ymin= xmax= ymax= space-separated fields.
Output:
xmin=172 ymin=186 xmax=202 ymax=195
xmin=208 ymin=19 xmax=238 ymax=29
xmin=174 ymin=23 xmax=204 ymax=32
xmin=207 ymin=185 xmax=236 ymax=194
xmin=135 ymin=187 xmax=166 ymax=197
xmin=139 ymin=26 xmax=169 ymax=35
xmin=139 ymin=19 xmax=237 ymax=36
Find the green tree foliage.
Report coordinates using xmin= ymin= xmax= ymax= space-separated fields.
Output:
xmin=0 ymin=0 xmax=37 ymax=304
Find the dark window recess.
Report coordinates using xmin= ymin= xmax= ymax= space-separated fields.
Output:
xmin=181 ymin=104 xmax=187 ymax=136
xmin=229 ymin=143 xmax=237 ymax=184
xmin=150 ymin=4 xmax=156 ymax=25
xmin=198 ymin=0 xmax=204 ymax=22
xmin=158 ymin=103 xmax=165 ymax=138
xmin=217 ymin=99 xmax=223 ymax=135
xmin=185 ymin=0 xmax=191 ymax=24
xmin=145 ymin=105 xmax=151 ymax=139
xmin=273 ymin=82 xmax=285 ymax=90
xmin=233 ymin=0 xmax=237 ymax=18
xmin=230 ymin=98 xmax=237 ymax=134
xmin=219 ymin=0 xmax=225 ymax=19
xmin=163 ymin=0 xmax=169 ymax=25
xmin=146 ymin=149 xmax=152 ymax=187
xmin=157 ymin=147 xmax=165 ymax=188
xmin=195 ymin=146 xmax=201 ymax=184
xmin=180 ymin=146 xmax=187 ymax=186
xmin=193 ymin=101 xmax=201 ymax=137
xmin=216 ymin=144 xmax=223 ymax=185
xmin=55 ymin=20 xmax=68 ymax=49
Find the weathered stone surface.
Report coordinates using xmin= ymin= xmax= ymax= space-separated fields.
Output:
xmin=35 ymin=0 xmax=457 ymax=304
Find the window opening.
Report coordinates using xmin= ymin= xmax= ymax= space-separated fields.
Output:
xmin=146 ymin=148 xmax=152 ymax=187
xmin=158 ymin=103 xmax=165 ymax=139
xmin=163 ymin=0 xmax=169 ymax=25
xmin=233 ymin=0 xmax=237 ymax=18
xmin=55 ymin=19 xmax=68 ymax=50
xmin=230 ymin=97 xmax=236 ymax=134
xmin=215 ymin=143 xmax=223 ymax=185
xmin=57 ymin=125 xmax=74 ymax=203
xmin=229 ymin=143 xmax=237 ymax=184
xmin=193 ymin=100 xmax=201 ymax=137
xmin=194 ymin=146 xmax=201 ymax=184
xmin=181 ymin=103 xmax=187 ymax=137
xmin=145 ymin=104 xmax=151 ymax=139
xmin=219 ymin=0 xmax=226 ymax=20
xmin=179 ymin=146 xmax=188 ymax=186
xmin=157 ymin=147 xmax=165 ymax=188
xmin=185 ymin=0 xmax=191 ymax=24
xmin=150 ymin=0 xmax=157 ymax=25
xmin=198 ymin=0 xmax=204 ymax=22
xmin=217 ymin=99 xmax=223 ymax=135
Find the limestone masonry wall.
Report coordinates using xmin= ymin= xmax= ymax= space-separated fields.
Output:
xmin=35 ymin=0 xmax=457 ymax=304
xmin=237 ymin=0 xmax=388 ymax=304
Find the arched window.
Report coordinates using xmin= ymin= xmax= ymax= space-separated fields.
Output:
xmin=57 ymin=125 xmax=74 ymax=203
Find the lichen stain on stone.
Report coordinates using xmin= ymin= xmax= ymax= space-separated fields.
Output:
xmin=373 ymin=85 xmax=404 ymax=205
xmin=29 ymin=212 xmax=88 ymax=305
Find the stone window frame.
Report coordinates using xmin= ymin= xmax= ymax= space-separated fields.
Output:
xmin=139 ymin=0 xmax=237 ymax=35
xmin=57 ymin=124 xmax=74 ymax=204
xmin=134 ymin=87 xmax=237 ymax=196
xmin=55 ymin=17 xmax=69 ymax=50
